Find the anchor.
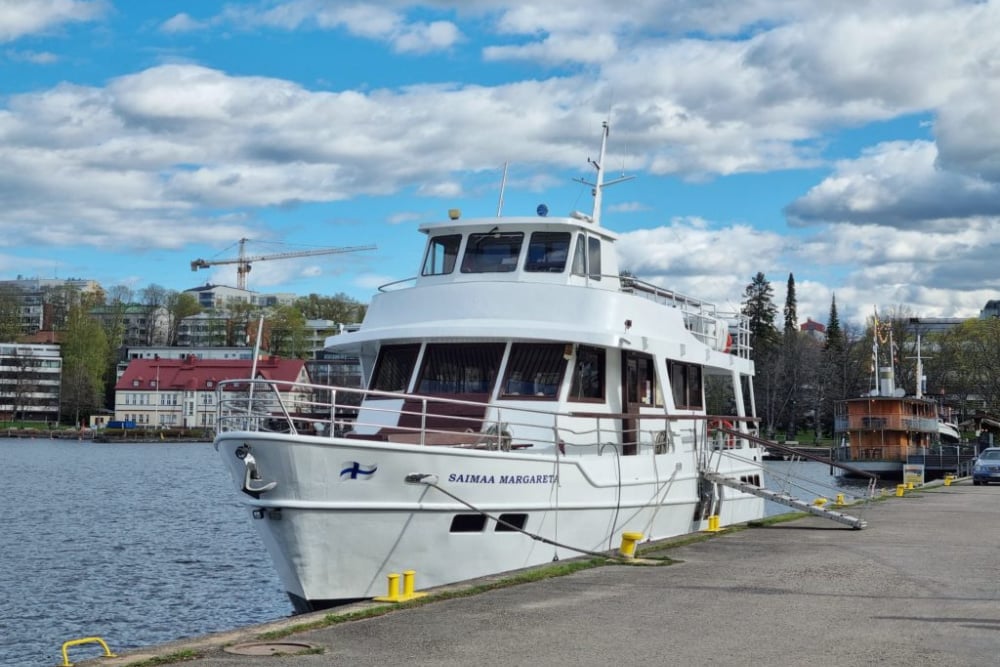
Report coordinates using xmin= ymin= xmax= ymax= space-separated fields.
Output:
xmin=235 ymin=444 xmax=277 ymax=498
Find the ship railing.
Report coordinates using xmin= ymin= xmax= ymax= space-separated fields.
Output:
xmin=835 ymin=415 xmax=940 ymax=432
xmin=215 ymin=378 xmax=764 ymax=457
xmin=619 ymin=274 xmax=751 ymax=358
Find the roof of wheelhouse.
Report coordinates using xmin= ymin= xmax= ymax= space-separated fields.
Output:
xmin=418 ymin=215 xmax=619 ymax=241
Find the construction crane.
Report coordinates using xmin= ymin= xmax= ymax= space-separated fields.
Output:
xmin=191 ymin=238 xmax=376 ymax=290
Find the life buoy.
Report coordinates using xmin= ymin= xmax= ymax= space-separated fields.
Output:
xmin=710 ymin=419 xmax=736 ymax=448
xmin=724 ymin=333 xmax=733 ymax=354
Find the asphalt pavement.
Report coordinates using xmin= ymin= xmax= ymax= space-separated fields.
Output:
xmin=77 ymin=479 xmax=1000 ymax=667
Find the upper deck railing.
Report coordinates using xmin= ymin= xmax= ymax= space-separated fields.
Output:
xmin=621 ymin=274 xmax=751 ymax=359
xmin=376 ymin=270 xmax=752 ymax=359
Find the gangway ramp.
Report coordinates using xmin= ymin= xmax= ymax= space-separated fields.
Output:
xmin=702 ymin=471 xmax=868 ymax=530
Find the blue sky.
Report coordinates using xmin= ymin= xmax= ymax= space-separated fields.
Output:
xmin=1 ymin=1 xmax=999 ymax=326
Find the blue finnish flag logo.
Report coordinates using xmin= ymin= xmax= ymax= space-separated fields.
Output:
xmin=341 ymin=461 xmax=378 ymax=480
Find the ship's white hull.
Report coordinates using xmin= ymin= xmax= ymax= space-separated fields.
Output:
xmin=217 ymin=432 xmax=765 ymax=611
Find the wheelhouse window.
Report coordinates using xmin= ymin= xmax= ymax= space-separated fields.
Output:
xmin=501 ymin=343 xmax=568 ymax=399
xmin=461 ymin=232 xmax=524 ymax=273
xmin=570 ymin=235 xmax=602 ymax=280
xmin=569 ymin=345 xmax=606 ymax=402
xmin=370 ymin=344 xmax=420 ymax=392
xmin=667 ymin=361 xmax=704 ymax=409
xmin=422 ymin=234 xmax=461 ymax=276
xmin=416 ymin=343 xmax=504 ymax=395
xmin=524 ymin=232 xmax=571 ymax=273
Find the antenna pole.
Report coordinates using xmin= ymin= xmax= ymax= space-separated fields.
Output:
xmin=592 ymin=122 xmax=609 ymax=225
xmin=914 ymin=331 xmax=923 ymax=399
xmin=496 ymin=162 xmax=508 ymax=217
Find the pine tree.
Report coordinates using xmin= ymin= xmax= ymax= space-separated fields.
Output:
xmin=783 ymin=273 xmax=797 ymax=334
xmin=825 ymin=294 xmax=843 ymax=351
xmin=741 ymin=271 xmax=778 ymax=354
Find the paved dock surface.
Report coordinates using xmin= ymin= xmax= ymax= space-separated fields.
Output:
xmin=82 ymin=482 xmax=1000 ymax=667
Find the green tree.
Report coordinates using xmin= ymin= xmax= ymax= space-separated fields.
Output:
xmin=294 ymin=293 xmax=367 ymax=324
xmin=925 ymin=318 xmax=1000 ymax=419
xmin=742 ymin=272 xmax=781 ymax=436
xmin=165 ymin=291 xmax=202 ymax=345
xmin=780 ymin=273 xmax=801 ymax=439
xmin=60 ymin=300 xmax=109 ymax=425
xmin=783 ymin=273 xmax=797 ymax=334
xmin=267 ymin=305 xmax=309 ymax=358
xmin=825 ymin=295 xmax=843 ymax=352
xmin=742 ymin=272 xmax=779 ymax=357
xmin=817 ymin=295 xmax=847 ymax=438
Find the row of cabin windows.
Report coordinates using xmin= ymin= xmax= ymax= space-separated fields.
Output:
xmin=422 ymin=231 xmax=602 ymax=279
xmin=370 ymin=343 xmax=703 ymax=409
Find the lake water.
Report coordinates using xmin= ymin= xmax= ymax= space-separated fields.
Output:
xmin=0 ymin=438 xmax=887 ymax=667
xmin=1 ymin=437 xmax=289 ymax=667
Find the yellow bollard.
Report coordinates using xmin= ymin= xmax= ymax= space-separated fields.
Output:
xmin=906 ymin=481 xmax=914 ymax=490
xmin=896 ymin=484 xmax=905 ymax=497
xmin=400 ymin=570 xmax=428 ymax=600
xmin=373 ymin=572 xmax=401 ymax=602
xmin=375 ymin=571 xmax=428 ymax=602
xmin=706 ymin=515 xmax=720 ymax=532
xmin=61 ymin=637 xmax=116 ymax=666
xmin=835 ymin=493 xmax=846 ymax=506
xmin=813 ymin=497 xmax=828 ymax=507
xmin=619 ymin=531 xmax=644 ymax=558
xmin=944 ymin=474 xmax=953 ymax=487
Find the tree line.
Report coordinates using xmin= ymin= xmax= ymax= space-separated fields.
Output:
xmin=741 ymin=272 xmax=1000 ymax=442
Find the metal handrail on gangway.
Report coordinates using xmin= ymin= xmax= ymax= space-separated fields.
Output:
xmin=706 ymin=426 xmax=875 ymax=530
xmin=701 ymin=471 xmax=867 ymax=529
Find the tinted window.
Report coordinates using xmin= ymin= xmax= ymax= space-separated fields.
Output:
xmin=525 ymin=232 xmax=570 ymax=273
xmin=667 ymin=361 xmax=704 ymax=409
xmin=502 ymin=343 xmax=567 ymax=398
xmin=417 ymin=343 xmax=505 ymax=395
xmin=370 ymin=344 xmax=420 ymax=392
xmin=461 ymin=232 xmax=524 ymax=273
xmin=569 ymin=345 xmax=605 ymax=401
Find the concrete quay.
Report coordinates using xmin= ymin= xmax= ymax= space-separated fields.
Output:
xmin=82 ymin=481 xmax=999 ymax=667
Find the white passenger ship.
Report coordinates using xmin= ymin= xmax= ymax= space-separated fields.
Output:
xmin=214 ymin=123 xmax=768 ymax=613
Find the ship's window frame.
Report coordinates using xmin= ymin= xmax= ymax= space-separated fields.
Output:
xmin=500 ymin=343 xmax=568 ymax=400
xmin=415 ymin=343 xmax=505 ymax=396
xmin=461 ymin=232 xmax=524 ymax=273
xmin=495 ymin=513 xmax=528 ymax=532
xmin=667 ymin=361 xmax=704 ymax=410
xmin=570 ymin=234 xmax=602 ymax=280
xmin=568 ymin=345 xmax=606 ymax=402
xmin=369 ymin=344 xmax=421 ymax=392
xmin=422 ymin=234 xmax=462 ymax=276
xmin=524 ymin=232 xmax=571 ymax=273
xmin=450 ymin=514 xmax=487 ymax=533
xmin=628 ymin=352 xmax=663 ymax=407
xmin=588 ymin=236 xmax=602 ymax=279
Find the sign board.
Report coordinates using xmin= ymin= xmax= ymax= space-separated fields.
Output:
xmin=903 ymin=463 xmax=925 ymax=487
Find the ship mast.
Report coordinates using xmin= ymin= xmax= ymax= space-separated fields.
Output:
xmin=574 ymin=121 xmax=633 ymax=226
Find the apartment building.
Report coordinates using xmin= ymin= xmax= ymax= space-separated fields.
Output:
xmin=0 ymin=343 xmax=62 ymax=423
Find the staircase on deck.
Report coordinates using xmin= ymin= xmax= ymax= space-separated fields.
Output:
xmin=701 ymin=471 xmax=868 ymax=530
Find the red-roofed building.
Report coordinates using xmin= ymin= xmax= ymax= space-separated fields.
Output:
xmin=114 ymin=355 xmax=310 ymax=429
xmin=800 ymin=317 xmax=826 ymax=342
